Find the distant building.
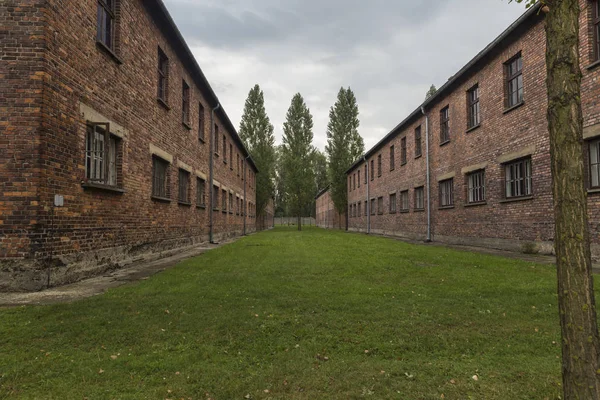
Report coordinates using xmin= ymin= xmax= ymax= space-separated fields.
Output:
xmin=1 ymin=0 xmax=258 ymax=291
xmin=315 ymin=187 xmax=345 ymax=229
xmin=347 ymin=2 xmax=600 ymax=257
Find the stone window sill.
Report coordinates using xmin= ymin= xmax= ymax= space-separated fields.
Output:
xmin=157 ymin=97 xmax=171 ymax=110
xmin=499 ymin=195 xmax=534 ymax=204
xmin=438 ymin=205 xmax=455 ymax=210
xmin=96 ymin=41 xmax=123 ymax=64
xmin=586 ymin=59 xmax=600 ymax=70
xmin=440 ymin=140 xmax=450 ymax=147
xmin=82 ymin=182 xmax=126 ymax=194
xmin=414 ymin=208 xmax=425 ymax=213
xmin=151 ymin=195 xmax=171 ymax=203
xmin=178 ymin=201 xmax=192 ymax=206
xmin=503 ymin=101 xmax=525 ymax=114
xmin=182 ymin=121 xmax=192 ymax=130
xmin=198 ymin=137 xmax=205 ymax=144
xmin=415 ymin=154 xmax=422 ymax=160
xmin=213 ymin=208 xmax=220 ymax=212
xmin=197 ymin=204 xmax=206 ymax=209
xmin=400 ymin=209 xmax=410 ymax=213
xmin=221 ymin=210 xmax=227 ymax=214
xmin=389 ymin=211 xmax=397 ymax=214
xmin=464 ymin=201 xmax=487 ymax=207
xmin=466 ymin=124 xmax=481 ymax=134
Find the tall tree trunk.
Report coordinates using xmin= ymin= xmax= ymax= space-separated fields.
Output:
xmin=546 ymin=1 xmax=600 ymax=397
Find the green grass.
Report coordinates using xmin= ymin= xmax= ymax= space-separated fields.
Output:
xmin=0 ymin=227 xmax=589 ymax=399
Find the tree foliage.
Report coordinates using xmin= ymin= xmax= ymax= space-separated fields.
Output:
xmin=313 ymin=149 xmax=329 ymax=193
xmin=325 ymin=87 xmax=364 ymax=227
xmin=281 ymin=93 xmax=316 ymax=230
xmin=239 ymin=84 xmax=276 ymax=219
xmin=425 ymin=84 xmax=437 ymax=100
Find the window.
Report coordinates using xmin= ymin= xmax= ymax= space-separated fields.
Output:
xmin=237 ymin=154 xmax=240 ymax=176
xmin=377 ymin=154 xmax=382 ymax=177
xmin=401 ymin=137 xmax=407 ymax=165
xmin=214 ymin=124 xmax=219 ymax=155
xmin=505 ymin=53 xmax=524 ymax=108
xmin=370 ymin=160 xmax=375 ymax=181
xmin=371 ymin=198 xmax=376 ymax=215
xmin=415 ymin=186 xmax=424 ymax=210
xmin=377 ymin=197 xmax=384 ymax=215
xmin=229 ymin=192 xmax=233 ymax=212
xmin=212 ymin=185 xmax=219 ymax=210
xmin=178 ymin=169 xmax=190 ymax=204
xmin=358 ymin=170 xmax=361 ymax=187
xmin=593 ymin=1 xmax=600 ymax=62
xmin=467 ymin=170 xmax=486 ymax=203
xmin=358 ymin=201 xmax=362 ymax=216
xmin=85 ymin=123 xmax=119 ymax=187
xmin=415 ymin=126 xmax=422 ymax=158
xmin=467 ymin=85 xmax=480 ymax=129
xmin=152 ymin=156 xmax=169 ymax=199
xmin=157 ymin=48 xmax=168 ymax=102
xmin=389 ymin=193 xmax=397 ymax=213
xmin=182 ymin=80 xmax=190 ymax=125
xmin=349 ymin=176 xmax=352 ymax=192
xmin=365 ymin=200 xmax=368 ymax=216
xmin=353 ymin=173 xmax=356 ymax=190
xmin=505 ymin=158 xmax=532 ymax=198
xmin=590 ymin=139 xmax=600 ymax=188
xmin=198 ymin=103 xmax=205 ymax=141
xmin=229 ymin=144 xmax=233 ymax=168
xmin=439 ymin=179 xmax=454 ymax=207
xmin=364 ymin=164 xmax=368 ymax=184
xmin=196 ymin=178 xmax=206 ymax=207
xmin=97 ymin=0 xmax=115 ymax=50
xmin=400 ymin=190 xmax=409 ymax=212
xmin=222 ymin=189 xmax=227 ymax=210
xmin=236 ymin=196 xmax=240 ymax=215
xmin=390 ymin=146 xmax=395 ymax=171
xmin=440 ymin=106 xmax=450 ymax=144
xmin=223 ymin=136 xmax=227 ymax=162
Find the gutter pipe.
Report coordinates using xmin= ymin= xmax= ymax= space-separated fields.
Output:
xmin=209 ymin=103 xmax=220 ymax=243
xmin=420 ymin=106 xmax=432 ymax=242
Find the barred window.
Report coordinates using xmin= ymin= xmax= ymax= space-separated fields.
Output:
xmin=377 ymin=196 xmax=384 ymax=215
xmin=389 ymin=193 xmax=396 ymax=213
xmin=467 ymin=85 xmax=480 ymax=129
xmin=439 ymin=178 xmax=454 ymax=207
xmin=364 ymin=164 xmax=367 ymax=184
xmin=358 ymin=170 xmax=361 ymax=187
xmin=400 ymin=190 xmax=409 ymax=212
xmin=222 ymin=189 xmax=227 ymax=210
xmin=505 ymin=53 xmax=524 ymax=108
xmin=152 ymin=156 xmax=169 ymax=199
xmin=178 ymin=169 xmax=190 ymax=204
xmin=590 ymin=139 xmax=600 ymax=188
xmin=371 ymin=198 xmax=376 ymax=215
xmin=157 ymin=48 xmax=168 ymax=102
xmin=440 ymin=106 xmax=450 ymax=144
xmin=467 ymin=170 xmax=485 ymax=203
xmin=377 ymin=154 xmax=382 ymax=177
xmin=390 ymin=146 xmax=395 ymax=171
xmin=212 ymin=185 xmax=219 ymax=209
xmin=371 ymin=160 xmax=374 ymax=181
xmin=415 ymin=126 xmax=422 ymax=157
xmin=505 ymin=158 xmax=532 ymax=198
xmin=85 ymin=123 xmax=119 ymax=187
xmin=229 ymin=144 xmax=233 ymax=168
xmin=401 ymin=137 xmax=407 ymax=165
xmin=198 ymin=102 xmax=205 ymax=141
xmin=229 ymin=192 xmax=233 ymax=212
xmin=414 ymin=186 xmax=424 ymax=210
xmin=182 ymin=80 xmax=190 ymax=125
xmin=223 ymin=136 xmax=227 ymax=161
xmin=97 ymin=0 xmax=115 ymax=50
xmin=358 ymin=201 xmax=362 ymax=216
xmin=196 ymin=178 xmax=206 ymax=207
xmin=593 ymin=1 xmax=600 ymax=62
xmin=214 ymin=124 xmax=219 ymax=155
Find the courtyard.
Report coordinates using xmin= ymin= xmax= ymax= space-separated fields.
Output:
xmin=0 ymin=227 xmax=583 ymax=399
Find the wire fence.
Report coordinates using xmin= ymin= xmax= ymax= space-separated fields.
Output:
xmin=274 ymin=217 xmax=316 ymax=227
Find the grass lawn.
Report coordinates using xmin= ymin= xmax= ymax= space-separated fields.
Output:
xmin=0 ymin=227 xmax=591 ymax=399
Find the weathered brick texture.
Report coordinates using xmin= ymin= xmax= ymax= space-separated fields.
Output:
xmin=315 ymin=187 xmax=346 ymax=229
xmin=1 ymin=0 xmax=258 ymax=291
xmin=347 ymin=2 xmax=600 ymax=257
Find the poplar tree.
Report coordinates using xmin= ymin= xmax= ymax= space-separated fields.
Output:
xmin=325 ymin=87 xmax=364 ymax=230
xmin=281 ymin=93 xmax=315 ymax=231
xmin=511 ymin=1 xmax=600 ymax=397
xmin=313 ymin=150 xmax=329 ymax=192
xmin=239 ymin=84 xmax=276 ymax=224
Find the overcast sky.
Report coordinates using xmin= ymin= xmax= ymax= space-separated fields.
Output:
xmin=162 ymin=0 xmax=526 ymax=152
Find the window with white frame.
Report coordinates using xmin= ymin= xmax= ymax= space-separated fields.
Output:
xmin=505 ymin=158 xmax=532 ymax=198
xmin=467 ymin=170 xmax=485 ymax=203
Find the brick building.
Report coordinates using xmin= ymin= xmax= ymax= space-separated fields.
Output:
xmin=315 ymin=186 xmax=346 ymax=229
xmin=347 ymin=2 xmax=600 ymax=257
xmin=1 ymin=0 xmax=259 ymax=291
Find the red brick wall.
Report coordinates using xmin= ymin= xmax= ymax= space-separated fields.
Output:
xmin=0 ymin=1 xmax=46 ymax=259
xmin=348 ymin=4 xmax=600 ymax=256
xmin=316 ymin=189 xmax=345 ymax=229
xmin=1 ymin=0 xmax=257 ymax=290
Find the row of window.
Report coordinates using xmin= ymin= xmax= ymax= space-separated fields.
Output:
xmin=349 ymin=156 xmax=534 ymax=217
xmin=348 ymin=52 xmax=524 ymax=193
xmin=96 ymin=1 xmax=254 ymax=190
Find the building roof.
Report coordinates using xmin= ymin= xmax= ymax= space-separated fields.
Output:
xmin=315 ymin=185 xmax=331 ymax=200
xmin=346 ymin=3 xmax=542 ymax=174
xmin=146 ymin=0 xmax=258 ymax=173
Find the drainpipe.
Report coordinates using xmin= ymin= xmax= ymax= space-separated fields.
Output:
xmin=365 ymin=155 xmax=370 ymax=234
xmin=209 ymin=103 xmax=220 ymax=244
xmin=243 ymin=154 xmax=250 ymax=235
xmin=420 ymin=106 xmax=432 ymax=242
